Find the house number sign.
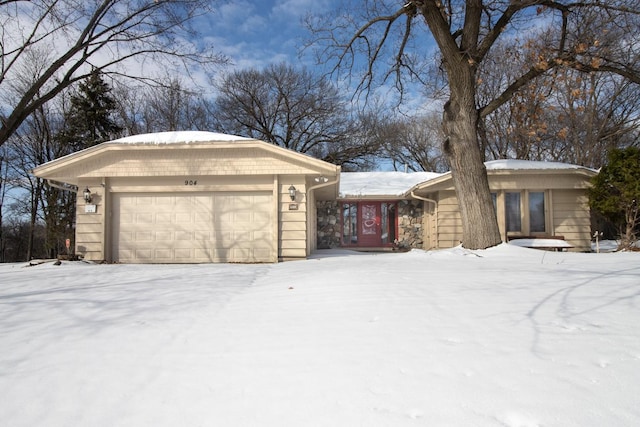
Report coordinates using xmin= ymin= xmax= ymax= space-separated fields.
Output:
xmin=184 ymin=180 xmax=198 ymax=186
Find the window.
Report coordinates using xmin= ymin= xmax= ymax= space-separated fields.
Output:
xmin=342 ymin=203 xmax=358 ymax=244
xmin=505 ymin=192 xmax=521 ymax=232
xmin=529 ymin=192 xmax=546 ymax=233
xmin=381 ymin=203 xmax=389 ymax=243
xmin=380 ymin=202 xmax=396 ymax=244
xmin=491 ymin=192 xmax=497 ymax=214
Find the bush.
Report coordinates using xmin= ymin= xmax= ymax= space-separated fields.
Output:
xmin=589 ymin=147 xmax=640 ymax=250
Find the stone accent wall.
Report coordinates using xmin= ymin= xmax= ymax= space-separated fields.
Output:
xmin=316 ymin=201 xmax=341 ymax=249
xmin=396 ymin=200 xmax=424 ymax=249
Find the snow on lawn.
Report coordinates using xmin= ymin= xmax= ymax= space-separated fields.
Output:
xmin=1 ymin=245 xmax=639 ymax=427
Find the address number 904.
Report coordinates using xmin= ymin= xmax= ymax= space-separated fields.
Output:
xmin=185 ymin=180 xmax=198 ymax=186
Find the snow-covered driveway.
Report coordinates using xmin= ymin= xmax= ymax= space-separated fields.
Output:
xmin=1 ymin=245 xmax=639 ymax=426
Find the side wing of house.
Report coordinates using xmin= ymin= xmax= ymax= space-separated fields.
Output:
xmin=413 ymin=166 xmax=596 ymax=252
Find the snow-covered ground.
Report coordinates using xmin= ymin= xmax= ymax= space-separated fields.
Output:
xmin=1 ymin=245 xmax=639 ymax=427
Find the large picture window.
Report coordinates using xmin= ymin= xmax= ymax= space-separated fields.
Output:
xmin=505 ymin=192 xmax=521 ymax=232
xmin=529 ymin=192 xmax=546 ymax=233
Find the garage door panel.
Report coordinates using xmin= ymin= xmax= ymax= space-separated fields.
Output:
xmin=155 ymin=213 xmax=172 ymax=224
xmin=155 ymin=196 xmax=174 ymax=205
xmin=135 ymin=249 xmax=152 ymax=260
xmin=253 ymin=248 xmax=272 ymax=259
xmin=136 ymin=213 xmax=153 ymax=224
xmin=174 ymin=248 xmax=192 ymax=259
xmin=194 ymin=212 xmax=212 ymax=223
xmin=113 ymin=192 xmax=274 ymax=263
xmin=135 ymin=231 xmax=153 ymax=241
xmin=175 ymin=231 xmax=193 ymax=240
xmin=253 ymin=231 xmax=272 ymax=245
xmin=154 ymin=248 xmax=172 ymax=259
xmin=156 ymin=230 xmax=172 ymax=241
xmin=175 ymin=212 xmax=192 ymax=223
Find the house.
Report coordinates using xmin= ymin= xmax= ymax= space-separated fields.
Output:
xmin=319 ymin=160 xmax=596 ymax=252
xmin=33 ymin=132 xmax=596 ymax=263
xmin=32 ymin=131 xmax=341 ymax=263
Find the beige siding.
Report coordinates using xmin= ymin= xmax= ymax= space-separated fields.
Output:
xmin=488 ymin=173 xmax=593 ymax=190
xmin=436 ymin=191 xmax=463 ymax=249
xmin=70 ymin=148 xmax=322 ymax=179
xmin=108 ymin=175 xmax=273 ymax=192
xmin=552 ymin=189 xmax=591 ymax=251
xmin=75 ymin=181 xmax=106 ymax=261
xmin=278 ymin=180 xmax=307 ymax=260
xmin=422 ymin=197 xmax=438 ymax=250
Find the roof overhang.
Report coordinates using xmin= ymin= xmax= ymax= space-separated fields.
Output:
xmin=32 ymin=138 xmax=340 ymax=187
xmin=408 ymin=164 xmax=598 ymax=195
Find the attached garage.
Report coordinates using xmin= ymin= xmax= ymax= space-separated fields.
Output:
xmin=32 ymin=131 xmax=340 ymax=263
xmin=113 ymin=192 xmax=273 ymax=263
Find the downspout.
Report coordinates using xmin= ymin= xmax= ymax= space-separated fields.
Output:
xmin=410 ymin=191 xmax=438 ymax=249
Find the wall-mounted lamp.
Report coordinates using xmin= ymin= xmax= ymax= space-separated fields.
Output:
xmin=314 ymin=176 xmax=329 ymax=183
xmin=288 ymin=185 xmax=297 ymax=201
xmin=83 ymin=187 xmax=92 ymax=204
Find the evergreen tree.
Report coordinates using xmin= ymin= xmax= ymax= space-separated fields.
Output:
xmin=60 ymin=70 xmax=122 ymax=151
xmin=589 ymin=147 xmax=640 ymax=250
xmin=41 ymin=71 xmax=121 ymax=258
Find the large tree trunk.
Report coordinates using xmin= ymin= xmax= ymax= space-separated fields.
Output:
xmin=418 ymin=1 xmax=501 ymax=250
xmin=442 ymin=95 xmax=502 ymax=250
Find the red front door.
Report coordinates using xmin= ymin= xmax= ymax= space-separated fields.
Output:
xmin=341 ymin=201 xmax=397 ymax=247
xmin=359 ymin=203 xmax=382 ymax=246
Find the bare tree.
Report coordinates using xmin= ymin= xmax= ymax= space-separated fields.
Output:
xmin=0 ymin=143 xmax=9 ymax=261
xmin=308 ymin=0 xmax=640 ymax=249
xmin=479 ymin=37 xmax=640 ymax=167
xmin=214 ymin=62 xmax=382 ymax=169
xmin=0 ymin=0 xmax=225 ymax=147
xmin=381 ymin=112 xmax=448 ymax=172
xmin=7 ymin=99 xmax=71 ymax=260
xmin=546 ymin=71 xmax=640 ymax=167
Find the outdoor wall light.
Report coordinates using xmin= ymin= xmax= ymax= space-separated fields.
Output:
xmin=288 ymin=185 xmax=297 ymax=201
xmin=83 ymin=187 xmax=92 ymax=204
xmin=314 ymin=176 xmax=329 ymax=183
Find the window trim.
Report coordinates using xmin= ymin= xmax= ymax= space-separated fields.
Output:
xmin=495 ymin=190 xmax=550 ymax=239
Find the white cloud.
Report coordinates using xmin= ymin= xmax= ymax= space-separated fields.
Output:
xmin=272 ymin=0 xmax=333 ymax=20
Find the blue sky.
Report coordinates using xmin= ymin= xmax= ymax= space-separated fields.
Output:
xmin=191 ymin=1 xmax=439 ymax=118
xmin=199 ymin=0 xmax=334 ymax=71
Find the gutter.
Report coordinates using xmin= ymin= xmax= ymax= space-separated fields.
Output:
xmin=308 ymin=170 xmax=340 ymax=196
xmin=47 ymin=179 xmax=78 ymax=193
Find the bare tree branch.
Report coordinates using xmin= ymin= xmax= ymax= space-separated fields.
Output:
xmin=0 ymin=0 xmax=225 ymax=147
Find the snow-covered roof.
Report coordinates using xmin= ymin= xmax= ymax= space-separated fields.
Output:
xmin=339 ymin=171 xmax=442 ymax=198
xmin=111 ymin=131 xmax=251 ymax=144
xmin=485 ymin=159 xmax=596 ymax=172
xmin=340 ymin=159 xmax=597 ymax=198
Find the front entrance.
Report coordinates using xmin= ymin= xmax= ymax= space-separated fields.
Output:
xmin=342 ymin=201 xmax=397 ymax=248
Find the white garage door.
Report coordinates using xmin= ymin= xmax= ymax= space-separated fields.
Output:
xmin=112 ymin=192 xmax=274 ymax=263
